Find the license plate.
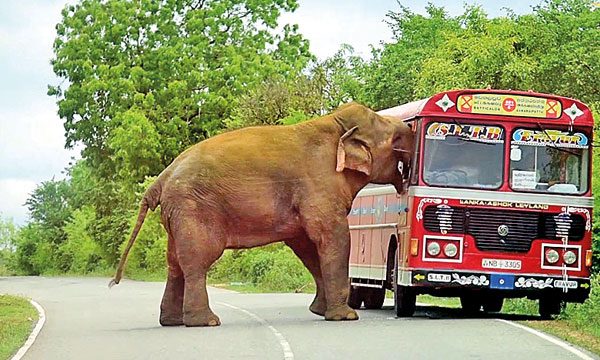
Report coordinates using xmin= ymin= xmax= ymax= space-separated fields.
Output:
xmin=427 ymin=273 xmax=451 ymax=283
xmin=482 ymin=259 xmax=522 ymax=270
xmin=553 ymin=280 xmax=578 ymax=289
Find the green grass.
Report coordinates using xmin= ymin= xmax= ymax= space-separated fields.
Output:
xmin=210 ymin=281 xmax=316 ymax=294
xmin=125 ymin=269 xmax=166 ymax=282
xmin=417 ymin=295 xmax=599 ymax=356
xmin=524 ymin=320 xmax=600 ymax=355
xmin=0 ymin=295 xmax=38 ymax=360
xmin=417 ymin=294 xmax=461 ymax=307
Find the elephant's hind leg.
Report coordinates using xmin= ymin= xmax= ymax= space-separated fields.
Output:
xmin=172 ymin=213 xmax=225 ymax=327
xmin=159 ymin=234 xmax=185 ymax=326
xmin=285 ymin=238 xmax=327 ymax=316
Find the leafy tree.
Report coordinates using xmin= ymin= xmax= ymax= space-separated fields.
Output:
xmin=226 ymin=45 xmax=367 ymax=130
xmin=314 ymin=44 xmax=367 ymax=110
xmin=0 ymin=215 xmax=17 ymax=252
xmin=25 ymin=179 xmax=72 ymax=247
xmin=0 ymin=215 xmax=18 ymax=274
xmin=360 ymin=4 xmax=461 ymax=109
xmin=225 ymin=74 xmax=322 ymax=129
xmin=49 ymin=0 xmax=312 ymax=182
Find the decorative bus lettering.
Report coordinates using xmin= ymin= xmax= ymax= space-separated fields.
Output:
xmin=458 ymin=199 xmax=549 ymax=210
xmin=425 ymin=122 xmax=503 ymax=142
xmin=512 ymin=128 xmax=588 ymax=148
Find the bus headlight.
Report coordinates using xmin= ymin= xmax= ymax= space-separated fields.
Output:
xmin=563 ymin=250 xmax=577 ymax=265
xmin=545 ymin=249 xmax=560 ymax=264
xmin=444 ymin=243 xmax=458 ymax=257
xmin=427 ymin=241 xmax=441 ymax=256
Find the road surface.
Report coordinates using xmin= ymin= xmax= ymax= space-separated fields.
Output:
xmin=1 ymin=277 xmax=596 ymax=360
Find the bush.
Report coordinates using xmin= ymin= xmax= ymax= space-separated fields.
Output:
xmin=561 ymin=275 xmax=600 ymax=336
xmin=115 ymin=177 xmax=167 ymax=279
xmin=209 ymin=243 xmax=312 ymax=292
xmin=59 ymin=206 xmax=104 ymax=273
xmin=0 ymin=250 xmax=13 ymax=276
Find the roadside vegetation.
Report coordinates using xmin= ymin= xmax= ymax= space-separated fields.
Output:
xmin=0 ymin=0 xmax=599 ymax=354
xmin=0 ymin=295 xmax=38 ymax=360
xmin=415 ymin=275 xmax=600 ymax=355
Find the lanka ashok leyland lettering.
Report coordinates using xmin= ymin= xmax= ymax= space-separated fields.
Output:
xmin=348 ymin=89 xmax=594 ymax=318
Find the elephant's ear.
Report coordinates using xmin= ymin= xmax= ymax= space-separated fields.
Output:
xmin=336 ymin=126 xmax=372 ymax=176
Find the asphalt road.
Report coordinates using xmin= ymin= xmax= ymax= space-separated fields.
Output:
xmin=1 ymin=277 xmax=596 ymax=360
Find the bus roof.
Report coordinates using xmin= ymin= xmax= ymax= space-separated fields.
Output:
xmin=377 ymin=89 xmax=594 ymax=127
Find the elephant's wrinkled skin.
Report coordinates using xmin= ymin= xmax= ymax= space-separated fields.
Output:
xmin=110 ymin=103 xmax=413 ymax=326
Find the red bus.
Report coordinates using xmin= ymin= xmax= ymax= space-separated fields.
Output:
xmin=348 ymin=89 xmax=594 ymax=318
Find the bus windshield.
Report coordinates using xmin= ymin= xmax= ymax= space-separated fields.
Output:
xmin=422 ymin=122 xmax=504 ymax=189
xmin=509 ymin=128 xmax=590 ymax=194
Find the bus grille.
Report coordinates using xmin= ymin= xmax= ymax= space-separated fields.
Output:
xmin=468 ymin=209 xmax=538 ymax=252
xmin=423 ymin=206 xmax=585 ymax=253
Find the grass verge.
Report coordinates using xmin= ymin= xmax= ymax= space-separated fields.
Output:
xmin=523 ymin=320 xmax=600 ymax=355
xmin=0 ymin=295 xmax=38 ymax=360
xmin=417 ymin=295 xmax=599 ymax=356
xmin=210 ymin=281 xmax=316 ymax=294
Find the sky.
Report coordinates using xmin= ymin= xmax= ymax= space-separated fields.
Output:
xmin=0 ymin=0 xmax=541 ymax=225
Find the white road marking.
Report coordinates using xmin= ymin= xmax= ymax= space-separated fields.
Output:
xmin=496 ymin=319 xmax=595 ymax=360
xmin=217 ymin=301 xmax=294 ymax=360
xmin=11 ymin=299 xmax=46 ymax=360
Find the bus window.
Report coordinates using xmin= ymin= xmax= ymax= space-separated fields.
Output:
xmin=422 ymin=122 xmax=504 ymax=189
xmin=509 ymin=128 xmax=589 ymax=194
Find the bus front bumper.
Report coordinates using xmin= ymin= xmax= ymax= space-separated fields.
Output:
xmin=399 ymin=269 xmax=591 ymax=302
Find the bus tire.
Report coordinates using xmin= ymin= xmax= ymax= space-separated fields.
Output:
xmin=482 ymin=296 xmax=504 ymax=313
xmin=392 ymin=247 xmax=416 ymax=317
xmin=348 ymin=285 xmax=364 ymax=309
xmin=363 ymin=287 xmax=386 ymax=309
xmin=394 ymin=285 xmax=416 ymax=317
xmin=539 ymin=297 xmax=563 ymax=319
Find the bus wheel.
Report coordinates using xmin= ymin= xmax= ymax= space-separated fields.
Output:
xmin=460 ymin=295 xmax=482 ymax=315
xmin=348 ymin=285 xmax=364 ymax=309
xmin=482 ymin=296 xmax=504 ymax=313
xmin=539 ymin=297 xmax=563 ymax=319
xmin=392 ymin=247 xmax=416 ymax=317
xmin=394 ymin=285 xmax=416 ymax=317
xmin=363 ymin=287 xmax=385 ymax=309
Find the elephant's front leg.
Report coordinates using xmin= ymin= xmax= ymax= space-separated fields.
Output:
xmin=305 ymin=217 xmax=358 ymax=321
xmin=285 ymin=238 xmax=327 ymax=316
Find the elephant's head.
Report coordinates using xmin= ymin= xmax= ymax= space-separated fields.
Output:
xmin=333 ymin=103 xmax=414 ymax=193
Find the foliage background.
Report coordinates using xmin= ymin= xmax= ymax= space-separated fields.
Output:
xmin=1 ymin=0 xmax=599 ymax=293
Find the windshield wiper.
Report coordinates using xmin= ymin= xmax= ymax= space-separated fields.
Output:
xmin=536 ymin=122 xmax=580 ymax=156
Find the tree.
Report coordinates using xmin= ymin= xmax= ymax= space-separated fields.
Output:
xmin=49 ymin=0 xmax=313 ymax=183
xmin=0 ymin=215 xmax=18 ymax=274
xmin=360 ymin=3 xmax=461 ymax=109
xmin=226 ymin=45 xmax=368 ymax=130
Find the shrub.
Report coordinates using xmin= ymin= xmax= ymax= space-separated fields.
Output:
xmin=209 ymin=243 xmax=312 ymax=292
xmin=561 ymin=275 xmax=600 ymax=336
xmin=60 ymin=206 xmax=103 ymax=273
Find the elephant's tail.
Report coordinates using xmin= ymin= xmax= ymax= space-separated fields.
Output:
xmin=109 ymin=182 xmax=162 ymax=288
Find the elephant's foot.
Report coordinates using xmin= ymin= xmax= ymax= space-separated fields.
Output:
xmin=159 ymin=311 xmax=184 ymax=326
xmin=159 ymin=304 xmax=184 ymax=326
xmin=309 ymin=296 xmax=327 ymax=316
xmin=183 ymin=310 xmax=221 ymax=327
xmin=159 ymin=316 xmax=184 ymax=326
xmin=324 ymin=305 xmax=359 ymax=321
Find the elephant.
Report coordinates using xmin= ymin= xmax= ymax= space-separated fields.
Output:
xmin=109 ymin=103 xmax=413 ymax=327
